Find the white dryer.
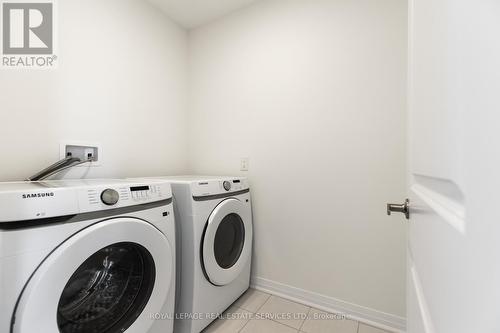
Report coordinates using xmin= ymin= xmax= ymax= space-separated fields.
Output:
xmin=0 ymin=179 xmax=176 ymax=333
xmin=153 ymin=176 xmax=253 ymax=333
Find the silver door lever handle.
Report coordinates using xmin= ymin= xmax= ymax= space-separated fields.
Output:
xmin=387 ymin=199 xmax=410 ymax=219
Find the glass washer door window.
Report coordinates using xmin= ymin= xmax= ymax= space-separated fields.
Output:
xmin=57 ymin=242 xmax=155 ymax=333
xmin=12 ymin=218 xmax=174 ymax=333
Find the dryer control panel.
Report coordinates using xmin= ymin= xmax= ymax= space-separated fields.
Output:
xmin=190 ymin=177 xmax=249 ymax=197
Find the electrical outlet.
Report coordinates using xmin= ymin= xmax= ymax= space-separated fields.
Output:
xmin=60 ymin=142 xmax=101 ymax=166
xmin=240 ymin=158 xmax=249 ymax=171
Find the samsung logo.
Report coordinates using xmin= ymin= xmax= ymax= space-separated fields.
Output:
xmin=22 ymin=192 xmax=55 ymax=199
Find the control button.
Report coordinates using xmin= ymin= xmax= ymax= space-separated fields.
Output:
xmin=101 ymin=189 xmax=119 ymax=206
xmin=223 ymin=181 xmax=231 ymax=191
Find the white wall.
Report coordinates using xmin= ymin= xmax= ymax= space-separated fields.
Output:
xmin=0 ymin=0 xmax=188 ymax=181
xmin=188 ymin=0 xmax=407 ymax=327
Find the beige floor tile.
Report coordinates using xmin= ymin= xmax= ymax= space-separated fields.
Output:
xmin=240 ymin=318 xmax=298 ymax=333
xmin=257 ymin=296 xmax=309 ymax=329
xmin=358 ymin=323 xmax=391 ymax=333
xmin=203 ymin=306 xmax=252 ymax=333
xmin=300 ymin=308 xmax=358 ymax=333
xmin=233 ymin=289 xmax=271 ymax=312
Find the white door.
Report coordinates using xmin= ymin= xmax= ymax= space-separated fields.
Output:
xmin=405 ymin=0 xmax=500 ymax=332
xmin=202 ymin=198 xmax=253 ymax=286
xmin=13 ymin=218 xmax=174 ymax=333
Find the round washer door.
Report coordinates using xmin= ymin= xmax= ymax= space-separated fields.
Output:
xmin=202 ymin=198 xmax=252 ymax=286
xmin=13 ymin=218 xmax=173 ymax=333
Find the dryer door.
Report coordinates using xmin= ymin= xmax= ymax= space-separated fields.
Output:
xmin=12 ymin=218 xmax=174 ymax=333
xmin=202 ymin=198 xmax=252 ymax=286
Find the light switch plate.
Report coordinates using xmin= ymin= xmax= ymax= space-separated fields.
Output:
xmin=240 ymin=158 xmax=249 ymax=171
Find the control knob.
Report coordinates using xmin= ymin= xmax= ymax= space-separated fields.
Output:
xmin=223 ymin=181 xmax=231 ymax=191
xmin=101 ymin=189 xmax=119 ymax=206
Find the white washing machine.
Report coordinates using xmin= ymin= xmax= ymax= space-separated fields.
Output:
xmin=0 ymin=179 xmax=176 ymax=333
xmin=151 ymin=176 xmax=253 ymax=333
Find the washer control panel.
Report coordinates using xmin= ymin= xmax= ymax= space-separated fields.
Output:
xmin=0 ymin=180 xmax=173 ymax=223
xmin=80 ymin=182 xmax=171 ymax=213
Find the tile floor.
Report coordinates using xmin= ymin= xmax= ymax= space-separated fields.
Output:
xmin=202 ymin=289 xmax=392 ymax=333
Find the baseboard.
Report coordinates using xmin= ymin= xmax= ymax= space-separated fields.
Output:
xmin=250 ymin=276 xmax=406 ymax=333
